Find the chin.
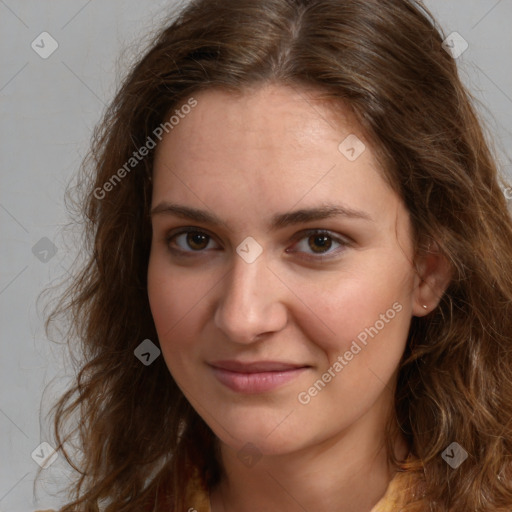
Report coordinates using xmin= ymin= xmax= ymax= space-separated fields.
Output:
xmin=210 ymin=416 xmax=308 ymax=457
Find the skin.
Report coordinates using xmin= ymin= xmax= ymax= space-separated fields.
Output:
xmin=147 ymin=83 xmax=451 ymax=512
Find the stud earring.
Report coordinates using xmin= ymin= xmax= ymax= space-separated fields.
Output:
xmin=422 ymin=305 xmax=428 ymax=310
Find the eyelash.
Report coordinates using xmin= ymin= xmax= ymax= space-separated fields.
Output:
xmin=164 ymin=227 xmax=350 ymax=261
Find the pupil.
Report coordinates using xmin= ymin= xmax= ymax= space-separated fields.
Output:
xmin=188 ymin=233 xmax=208 ymax=250
xmin=310 ymin=234 xmax=331 ymax=253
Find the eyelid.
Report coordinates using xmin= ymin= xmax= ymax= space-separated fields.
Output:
xmin=164 ymin=226 xmax=351 ymax=258
xmin=286 ymin=228 xmax=351 ymax=259
xmin=165 ymin=226 xmax=222 ymax=251
xmin=290 ymin=228 xmax=351 ymax=245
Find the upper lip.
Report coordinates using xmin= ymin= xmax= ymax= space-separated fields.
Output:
xmin=209 ymin=360 xmax=309 ymax=373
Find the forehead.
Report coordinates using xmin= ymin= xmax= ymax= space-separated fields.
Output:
xmin=155 ymin=83 xmax=365 ymax=165
xmin=151 ymin=83 xmax=402 ymax=231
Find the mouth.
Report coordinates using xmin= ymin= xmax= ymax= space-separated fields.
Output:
xmin=208 ymin=360 xmax=311 ymax=393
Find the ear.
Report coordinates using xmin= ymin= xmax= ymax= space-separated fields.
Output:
xmin=412 ymin=241 xmax=453 ymax=317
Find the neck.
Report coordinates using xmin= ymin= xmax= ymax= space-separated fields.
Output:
xmin=210 ymin=406 xmax=408 ymax=512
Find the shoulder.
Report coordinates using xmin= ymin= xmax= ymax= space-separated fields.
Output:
xmin=371 ymin=470 xmax=420 ymax=512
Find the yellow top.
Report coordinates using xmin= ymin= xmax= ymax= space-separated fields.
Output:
xmin=36 ymin=467 xmax=418 ymax=511
xmin=184 ymin=469 xmax=416 ymax=512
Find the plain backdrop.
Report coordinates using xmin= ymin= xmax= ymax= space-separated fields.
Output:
xmin=1 ymin=1 xmax=511 ymax=510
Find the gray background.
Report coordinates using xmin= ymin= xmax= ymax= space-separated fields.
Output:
xmin=1 ymin=1 xmax=511 ymax=510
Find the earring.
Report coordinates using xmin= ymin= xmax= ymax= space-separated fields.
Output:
xmin=422 ymin=305 xmax=428 ymax=310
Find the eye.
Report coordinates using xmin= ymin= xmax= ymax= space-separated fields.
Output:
xmin=287 ymin=229 xmax=349 ymax=258
xmin=164 ymin=227 xmax=349 ymax=259
xmin=165 ymin=228 xmax=219 ymax=253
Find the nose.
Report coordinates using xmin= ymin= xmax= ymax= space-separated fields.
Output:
xmin=213 ymin=249 xmax=288 ymax=344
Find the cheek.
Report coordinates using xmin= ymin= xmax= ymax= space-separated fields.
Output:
xmin=147 ymin=254 xmax=220 ymax=380
xmin=295 ymin=255 xmax=414 ymax=368
xmin=292 ymin=267 xmax=413 ymax=433
xmin=147 ymin=247 xmax=213 ymax=328
xmin=148 ymin=256 xmax=197 ymax=352
xmin=148 ymin=280 xmax=195 ymax=390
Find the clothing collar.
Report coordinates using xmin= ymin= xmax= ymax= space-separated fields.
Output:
xmin=184 ymin=467 xmax=418 ymax=512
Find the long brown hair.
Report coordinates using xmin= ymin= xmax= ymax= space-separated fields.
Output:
xmin=45 ymin=0 xmax=512 ymax=510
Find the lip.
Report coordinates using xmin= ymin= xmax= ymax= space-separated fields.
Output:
xmin=209 ymin=360 xmax=310 ymax=393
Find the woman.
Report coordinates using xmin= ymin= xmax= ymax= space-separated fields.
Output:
xmin=41 ymin=0 xmax=512 ymax=510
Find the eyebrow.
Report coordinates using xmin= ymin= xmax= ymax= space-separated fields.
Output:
xmin=150 ymin=202 xmax=373 ymax=230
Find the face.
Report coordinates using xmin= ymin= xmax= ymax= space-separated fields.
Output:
xmin=147 ymin=83 xmax=419 ymax=456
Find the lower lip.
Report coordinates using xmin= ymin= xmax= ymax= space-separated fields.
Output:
xmin=210 ymin=367 xmax=308 ymax=393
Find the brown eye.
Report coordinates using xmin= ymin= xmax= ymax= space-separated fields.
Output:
xmin=166 ymin=229 xmax=218 ymax=253
xmin=186 ymin=232 xmax=210 ymax=250
xmin=308 ymin=234 xmax=333 ymax=253
xmin=288 ymin=229 xmax=349 ymax=260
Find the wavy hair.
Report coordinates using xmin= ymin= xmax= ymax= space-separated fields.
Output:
xmin=45 ymin=0 xmax=512 ymax=510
